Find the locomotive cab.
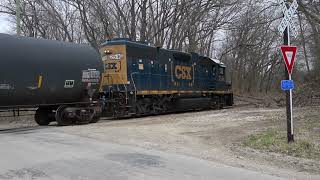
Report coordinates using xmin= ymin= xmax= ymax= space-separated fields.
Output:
xmin=212 ymin=63 xmax=231 ymax=91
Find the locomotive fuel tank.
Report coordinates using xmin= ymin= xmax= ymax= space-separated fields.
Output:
xmin=0 ymin=33 xmax=103 ymax=108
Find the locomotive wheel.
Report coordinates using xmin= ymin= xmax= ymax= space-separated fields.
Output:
xmin=135 ymin=98 xmax=150 ymax=116
xmin=161 ymin=101 xmax=169 ymax=113
xmin=90 ymin=115 xmax=100 ymax=123
xmin=35 ymin=108 xmax=52 ymax=126
xmin=55 ymin=106 xmax=73 ymax=126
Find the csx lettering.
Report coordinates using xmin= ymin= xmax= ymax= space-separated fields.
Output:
xmin=175 ymin=65 xmax=192 ymax=80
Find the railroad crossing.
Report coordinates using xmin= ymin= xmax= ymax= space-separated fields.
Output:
xmin=278 ymin=0 xmax=299 ymax=38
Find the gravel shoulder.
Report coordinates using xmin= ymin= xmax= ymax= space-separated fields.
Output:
xmin=0 ymin=105 xmax=319 ymax=179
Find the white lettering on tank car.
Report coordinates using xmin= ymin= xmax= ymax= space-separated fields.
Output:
xmin=0 ymin=84 xmax=13 ymax=90
xmin=82 ymin=70 xmax=101 ymax=83
xmin=64 ymin=80 xmax=75 ymax=88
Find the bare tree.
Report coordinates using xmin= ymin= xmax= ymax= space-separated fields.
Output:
xmin=1 ymin=0 xmax=319 ymax=94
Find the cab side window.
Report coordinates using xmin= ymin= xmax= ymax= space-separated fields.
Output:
xmin=219 ymin=67 xmax=225 ymax=81
xmin=212 ymin=66 xmax=216 ymax=77
xmin=219 ymin=67 xmax=225 ymax=75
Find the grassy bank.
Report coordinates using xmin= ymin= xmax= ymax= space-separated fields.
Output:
xmin=243 ymin=107 xmax=320 ymax=160
xmin=243 ymin=129 xmax=320 ymax=160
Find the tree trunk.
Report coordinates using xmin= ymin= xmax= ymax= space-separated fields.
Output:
xmin=140 ymin=0 xmax=147 ymax=42
xmin=130 ymin=0 xmax=136 ymax=40
xmin=298 ymin=12 xmax=311 ymax=72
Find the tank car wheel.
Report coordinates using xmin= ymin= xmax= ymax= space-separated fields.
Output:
xmin=35 ymin=108 xmax=52 ymax=126
xmin=55 ymin=106 xmax=73 ymax=126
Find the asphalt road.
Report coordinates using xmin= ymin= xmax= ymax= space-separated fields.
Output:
xmin=0 ymin=127 xmax=283 ymax=180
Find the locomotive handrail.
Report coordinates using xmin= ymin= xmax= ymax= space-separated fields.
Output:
xmin=130 ymin=72 xmax=139 ymax=102
xmin=121 ymin=75 xmax=128 ymax=104
xmin=127 ymin=72 xmax=214 ymax=81
xmin=110 ymin=71 xmax=219 ymax=95
xmin=107 ymin=72 xmax=215 ymax=81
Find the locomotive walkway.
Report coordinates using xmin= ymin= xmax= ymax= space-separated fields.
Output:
xmin=0 ymin=127 xmax=282 ymax=180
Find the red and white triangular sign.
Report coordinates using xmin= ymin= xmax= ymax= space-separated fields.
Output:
xmin=280 ymin=46 xmax=297 ymax=75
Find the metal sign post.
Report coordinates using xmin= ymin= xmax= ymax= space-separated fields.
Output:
xmin=289 ymin=74 xmax=294 ymax=142
xmin=277 ymin=0 xmax=298 ymax=143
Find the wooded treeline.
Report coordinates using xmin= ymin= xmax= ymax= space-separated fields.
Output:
xmin=0 ymin=0 xmax=319 ymax=94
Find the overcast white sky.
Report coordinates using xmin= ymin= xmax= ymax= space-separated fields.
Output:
xmin=0 ymin=14 xmax=12 ymax=34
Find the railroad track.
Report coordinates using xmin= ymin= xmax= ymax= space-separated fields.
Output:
xmin=0 ymin=126 xmax=53 ymax=134
xmin=0 ymin=108 xmax=36 ymax=118
xmin=0 ymin=106 xmax=235 ymax=132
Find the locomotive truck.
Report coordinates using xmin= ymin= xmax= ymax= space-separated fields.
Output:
xmin=0 ymin=34 xmax=233 ymax=126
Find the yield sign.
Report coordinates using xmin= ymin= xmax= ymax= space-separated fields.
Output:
xmin=280 ymin=46 xmax=297 ymax=75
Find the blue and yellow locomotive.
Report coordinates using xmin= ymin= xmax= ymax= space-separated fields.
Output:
xmin=100 ymin=39 xmax=233 ymax=117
